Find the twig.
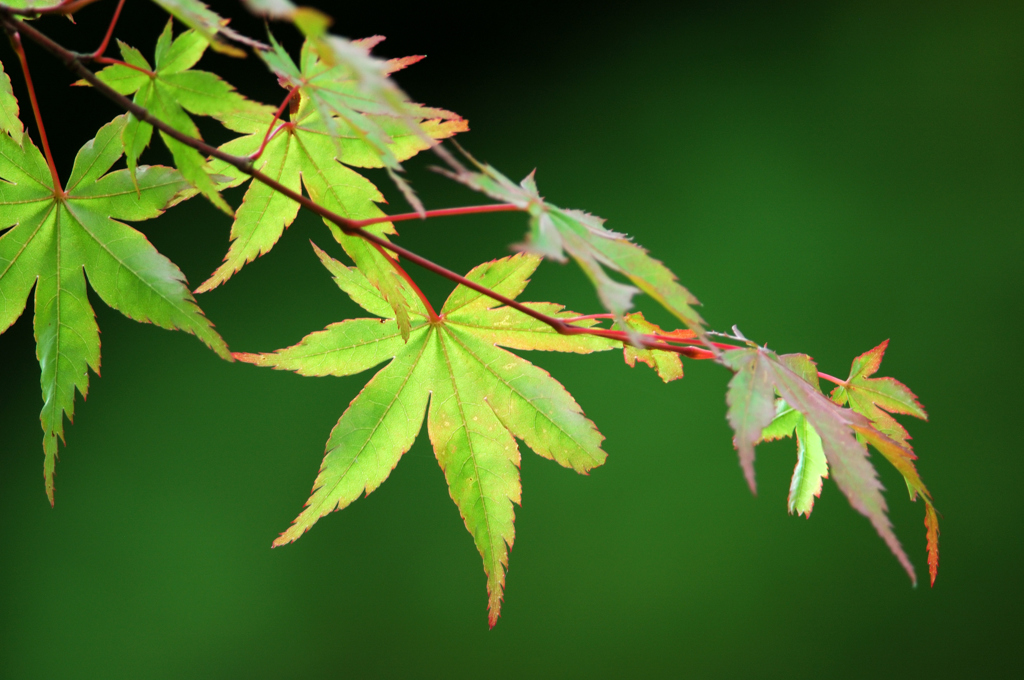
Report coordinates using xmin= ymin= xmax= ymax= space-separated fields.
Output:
xmin=0 ymin=9 xmax=713 ymax=358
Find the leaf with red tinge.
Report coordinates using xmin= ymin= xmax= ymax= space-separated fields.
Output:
xmin=831 ymin=340 xmax=927 ymax=448
xmin=722 ymin=347 xmax=917 ymax=585
xmin=234 ymin=251 xmax=616 ymax=626
xmin=722 ymin=349 xmax=776 ymax=494
xmin=444 ymin=158 xmax=704 ymax=332
xmin=258 ymin=32 xmax=462 ymax=206
xmin=833 ymin=342 xmax=939 ymax=584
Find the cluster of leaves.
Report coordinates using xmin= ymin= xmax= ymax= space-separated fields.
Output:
xmin=724 ymin=341 xmax=938 ymax=587
xmin=0 ymin=0 xmax=940 ymax=626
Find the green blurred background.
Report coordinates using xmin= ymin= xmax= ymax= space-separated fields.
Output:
xmin=1 ymin=1 xmax=1021 ymax=677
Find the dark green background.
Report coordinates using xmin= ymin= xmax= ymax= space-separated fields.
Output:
xmin=2 ymin=1 xmax=1021 ymax=677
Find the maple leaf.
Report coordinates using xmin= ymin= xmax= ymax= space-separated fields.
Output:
xmin=91 ymin=20 xmax=257 ymax=214
xmin=0 ymin=58 xmax=24 ymax=145
xmin=258 ymin=34 xmax=462 ymax=208
xmin=722 ymin=347 xmax=919 ymax=584
xmin=240 ymin=0 xmax=331 ymax=38
xmin=830 ymin=340 xmax=928 ymax=449
xmin=197 ymin=92 xmax=465 ymax=342
xmin=150 ymin=0 xmax=255 ymax=57
xmin=445 ymin=158 xmax=704 ymax=332
xmin=756 ymin=356 xmax=829 ymax=517
xmin=1 ymin=1 xmax=63 ymax=10
xmin=830 ymin=341 xmax=938 ymax=584
xmin=235 ymin=251 xmax=616 ymax=626
xmin=0 ymin=114 xmax=229 ymax=502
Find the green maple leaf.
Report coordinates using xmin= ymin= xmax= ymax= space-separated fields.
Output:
xmin=258 ymin=34 xmax=462 ymax=208
xmin=2 ymin=1 xmax=63 ymax=9
xmin=197 ymin=93 xmax=465 ymax=341
xmin=0 ymin=115 xmax=229 ymax=503
xmin=756 ymin=355 xmax=829 ymax=517
xmin=91 ymin=20 xmax=257 ymax=214
xmin=0 ymin=59 xmax=24 ymax=145
xmin=150 ymin=0 xmax=251 ymax=57
xmin=446 ymin=159 xmax=704 ymax=331
xmin=722 ymin=347 xmax=920 ymax=585
xmin=235 ymin=251 xmax=616 ymax=626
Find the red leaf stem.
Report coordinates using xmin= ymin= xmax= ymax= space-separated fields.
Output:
xmin=92 ymin=55 xmax=154 ymax=77
xmin=249 ymin=86 xmax=298 ymax=162
xmin=349 ymin=203 xmax=522 ymax=229
xmin=92 ymin=0 xmax=125 ymax=58
xmin=817 ymin=372 xmax=848 ymax=387
xmin=7 ymin=29 xmax=61 ymax=193
xmin=368 ymin=241 xmax=440 ymax=322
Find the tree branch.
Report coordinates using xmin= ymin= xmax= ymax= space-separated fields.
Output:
xmin=0 ymin=9 xmax=721 ymax=358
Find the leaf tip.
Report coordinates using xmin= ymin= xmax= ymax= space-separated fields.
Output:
xmin=925 ymin=503 xmax=940 ymax=587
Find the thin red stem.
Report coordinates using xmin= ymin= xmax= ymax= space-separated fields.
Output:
xmin=368 ymin=242 xmax=440 ymax=322
xmin=92 ymin=0 xmax=125 ymax=58
xmin=1 ymin=12 xmax=718 ymax=359
xmin=8 ymin=30 xmax=61 ymax=193
xmin=349 ymin=203 xmax=522 ymax=229
xmin=92 ymin=55 xmax=154 ymax=76
xmin=818 ymin=372 xmax=848 ymax=387
xmin=249 ymin=86 xmax=298 ymax=161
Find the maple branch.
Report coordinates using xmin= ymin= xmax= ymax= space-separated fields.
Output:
xmin=0 ymin=11 xmax=717 ymax=359
xmin=5 ymin=28 xmax=62 ymax=193
xmin=349 ymin=203 xmax=522 ymax=229
xmin=92 ymin=0 xmax=125 ymax=58
xmin=249 ymin=86 xmax=298 ymax=162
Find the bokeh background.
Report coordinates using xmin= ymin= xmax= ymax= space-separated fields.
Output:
xmin=1 ymin=1 xmax=1021 ymax=677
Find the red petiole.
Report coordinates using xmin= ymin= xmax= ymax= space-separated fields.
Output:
xmin=817 ymin=372 xmax=849 ymax=387
xmin=7 ymin=30 xmax=61 ymax=193
xmin=91 ymin=0 xmax=125 ymax=58
xmin=249 ymin=86 xmax=299 ymax=162
xmin=91 ymin=55 xmax=154 ymax=76
xmin=350 ymin=203 xmax=522 ymax=229
xmin=368 ymin=242 xmax=440 ymax=322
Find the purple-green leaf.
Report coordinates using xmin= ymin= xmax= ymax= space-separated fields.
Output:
xmin=722 ymin=347 xmax=917 ymax=584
